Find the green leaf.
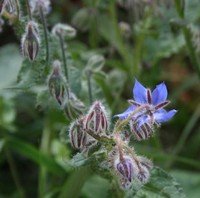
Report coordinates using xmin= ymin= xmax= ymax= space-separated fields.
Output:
xmin=5 ymin=137 xmax=66 ymax=175
xmin=86 ymin=54 xmax=105 ymax=72
xmin=70 ymin=152 xmax=90 ymax=167
xmin=133 ymin=167 xmax=186 ymax=198
xmin=0 ymin=44 xmax=23 ymax=89
xmin=69 ymin=66 xmax=82 ymax=96
xmin=171 ymin=169 xmax=200 ymax=198
xmin=82 ymin=175 xmax=110 ymax=198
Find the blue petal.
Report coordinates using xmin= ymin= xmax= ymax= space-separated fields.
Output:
xmin=133 ymin=79 xmax=147 ymax=104
xmin=152 ymin=82 xmax=168 ymax=105
xmin=154 ymin=109 xmax=177 ymax=123
xmin=114 ymin=105 xmax=136 ymax=120
xmin=137 ymin=115 xmax=149 ymax=127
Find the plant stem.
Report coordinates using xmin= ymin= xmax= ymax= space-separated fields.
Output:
xmin=113 ymin=105 xmax=147 ymax=134
xmin=39 ymin=7 xmax=49 ymax=64
xmin=5 ymin=149 xmax=25 ymax=198
xmin=25 ymin=0 xmax=32 ymax=20
xmin=86 ymin=70 xmax=93 ymax=104
xmin=174 ymin=0 xmax=200 ymax=78
xmin=86 ymin=129 xmax=114 ymax=144
xmin=14 ymin=0 xmax=20 ymax=19
xmin=58 ymin=34 xmax=69 ymax=83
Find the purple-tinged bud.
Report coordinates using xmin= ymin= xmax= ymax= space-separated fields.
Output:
xmin=29 ymin=0 xmax=51 ymax=16
xmin=63 ymin=91 xmax=85 ymax=120
xmin=84 ymin=101 xmax=109 ymax=134
xmin=138 ymin=156 xmax=153 ymax=171
xmin=119 ymin=177 xmax=132 ymax=190
xmin=129 ymin=119 xmax=154 ymax=141
xmin=48 ymin=60 xmax=66 ymax=105
xmin=137 ymin=156 xmax=153 ymax=183
xmin=52 ymin=23 xmax=76 ymax=39
xmin=114 ymin=156 xmax=138 ymax=182
xmin=69 ymin=117 xmax=88 ymax=150
xmin=21 ymin=21 xmax=40 ymax=61
xmin=137 ymin=165 xmax=150 ymax=183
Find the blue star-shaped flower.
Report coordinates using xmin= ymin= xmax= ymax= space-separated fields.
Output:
xmin=115 ymin=79 xmax=177 ymax=140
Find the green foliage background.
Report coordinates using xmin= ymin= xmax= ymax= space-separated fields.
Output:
xmin=0 ymin=0 xmax=200 ymax=197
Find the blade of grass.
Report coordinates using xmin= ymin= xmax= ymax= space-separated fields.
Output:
xmin=166 ymin=104 xmax=200 ymax=168
xmin=5 ymin=137 xmax=66 ymax=175
xmin=59 ymin=166 xmax=92 ymax=198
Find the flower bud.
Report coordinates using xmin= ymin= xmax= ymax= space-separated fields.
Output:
xmin=69 ymin=117 xmax=88 ymax=150
xmin=119 ymin=177 xmax=132 ymax=190
xmin=129 ymin=118 xmax=154 ymax=141
xmin=21 ymin=21 xmax=40 ymax=61
xmin=84 ymin=101 xmax=109 ymax=134
xmin=114 ymin=155 xmax=138 ymax=182
xmin=52 ymin=23 xmax=76 ymax=39
xmin=138 ymin=156 xmax=153 ymax=170
xmin=137 ymin=156 xmax=153 ymax=183
xmin=63 ymin=91 xmax=85 ymax=120
xmin=29 ymin=0 xmax=51 ymax=16
xmin=137 ymin=165 xmax=150 ymax=183
xmin=48 ymin=60 xmax=66 ymax=105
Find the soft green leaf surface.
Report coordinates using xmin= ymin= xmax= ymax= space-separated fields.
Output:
xmin=0 ymin=44 xmax=23 ymax=89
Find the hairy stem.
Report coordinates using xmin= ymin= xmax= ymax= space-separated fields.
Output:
xmin=39 ymin=7 xmax=49 ymax=64
xmin=58 ymin=34 xmax=69 ymax=83
xmin=14 ymin=0 xmax=20 ymax=19
xmin=86 ymin=70 xmax=93 ymax=104
xmin=114 ymin=105 xmax=147 ymax=134
xmin=5 ymin=149 xmax=25 ymax=198
xmin=86 ymin=129 xmax=114 ymax=144
xmin=25 ymin=0 xmax=32 ymax=20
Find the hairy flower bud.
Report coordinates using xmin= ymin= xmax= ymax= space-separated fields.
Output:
xmin=114 ymin=155 xmax=138 ymax=183
xmin=29 ymin=0 xmax=51 ymax=16
xmin=48 ymin=60 xmax=66 ymax=105
xmin=129 ymin=118 xmax=154 ymax=141
xmin=52 ymin=23 xmax=76 ymax=39
xmin=137 ymin=165 xmax=150 ymax=183
xmin=63 ymin=91 xmax=85 ymax=120
xmin=84 ymin=101 xmax=109 ymax=134
xmin=69 ymin=117 xmax=88 ymax=150
xmin=21 ymin=21 xmax=40 ymax=61
xmin=137 ymin=156 xmax=153 ymax=183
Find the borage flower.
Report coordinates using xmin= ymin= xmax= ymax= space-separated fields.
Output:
xmin=115 ymin=79 xmax=177 ymax=140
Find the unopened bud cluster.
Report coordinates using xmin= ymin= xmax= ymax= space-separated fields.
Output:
xmin=69 ymin=101 xmax=108 ymax=152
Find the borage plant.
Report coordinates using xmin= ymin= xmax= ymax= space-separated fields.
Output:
xmin=67 ymin=80 xmax=177 ymax=191
xmin=0 ymin=0 xmax=186 ymax=197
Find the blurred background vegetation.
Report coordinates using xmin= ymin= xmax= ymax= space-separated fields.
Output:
xmin=0 ymin=0 xmax=200 ymax=197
